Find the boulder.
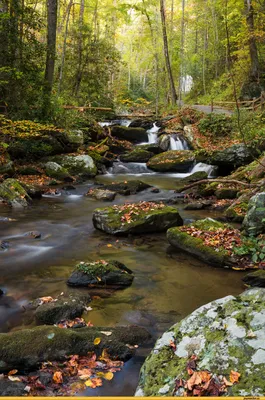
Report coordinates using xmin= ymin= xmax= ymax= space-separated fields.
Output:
xmin=0 ymin=179 xmax=31 ymax=207
xmin=100 ymin=180 xmax=151 ymax=195
xmin=108 ymin=138 xmax=133 ymax=155
xmin=0 ymin=158 xmax=14 ymax=176
xmin=120 ymin=149 xmax=154 ymax=163
xmin=209 ymin=144 xmax=254 ymax=174
xmin=147 ymin=151 xmax=195 ymax=172
xmin=158 ymin=134 xmax=170 ymax=151
xmin=129 ymin=119 xmax=154 ymax=130
xmin=64 ymin=129 xmax=84 ymax=146
xmin=44 ymin=161 xmax=72 ymax=181
xmin=243 ymin=193 xmax=265 ymax=236
xmin=0 ymin=380 xmax=26 ymax=396
xmin=167 ymin=218 xmax=236 ymax=268
xmin=243 ymin=270 xmax=265 ymax=287
xmin=52 ymin=154 xmax=97 ymax=177
xmin=93 ymin=201 xmax=183 ymax=235
xmin=86 ymin=188 xmax=116 ymax=201
xmin=111 ymin=126 xmax=148 ymax=143
xmin=34 ymin=293 xmax=91 ymax=325
xmin=16 ymin=166 xmax=42 ymax=175
xmin=225 ymin=202 xmax=248 ymax=223
xmin=67 ymin=260 xmax=134 ymax=288
xmin=215 ymin=188 xmax=239 ymax=199
xmin=0 ymin=325 xmax=151 ymax=372
xmin=136 ymin=288 xmax=265 ymax=397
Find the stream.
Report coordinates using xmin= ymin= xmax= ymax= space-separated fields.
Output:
xmin=0 ymin=120 xmax=246 ymax=396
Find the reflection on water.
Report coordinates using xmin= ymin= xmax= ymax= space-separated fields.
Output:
xmin=0 ymin=175 xmax=245 ymax=395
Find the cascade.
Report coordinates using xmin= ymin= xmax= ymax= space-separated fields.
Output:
xmin=108 ymin=161 xmax=153 ymax=175
xmin=169 ymin=136 xmax=189 ymax=150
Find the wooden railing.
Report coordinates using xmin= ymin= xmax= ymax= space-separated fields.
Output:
xmin=210 ymin=92 xmax=265 ymax=112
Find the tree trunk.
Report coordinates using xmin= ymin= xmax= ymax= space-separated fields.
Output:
xmin=178 ymin=0 xmax=185 ymax=106
xmin=58 ymin=0 xmax=73 ymax=95
xmin=160 ymin=0 xmax=177 ymax=104
xmin=73 ymin=0 xmax=84 ymax=97
xmin=244 ymin=0 xmax=259 ymax=79
xmin=43 ymin=0 xmax=58 ymax=115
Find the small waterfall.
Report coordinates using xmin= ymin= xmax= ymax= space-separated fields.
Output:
xmin=147 ymin=123 xmax=160 ymax=144
xmin=190 ymin=162 xmax=216 ymax=177
xmin=98 ymin=119 xmax=131 ymax=128
xmin=108 ymin=161 xmax=153 ymax=175
xmin=169 ymin=136 xmax=189 ymax=150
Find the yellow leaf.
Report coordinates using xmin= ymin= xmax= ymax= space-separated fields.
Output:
xmin=85 ymin=378 xmax=94 ymax=387
xmin=230 ymin=370 xmax=241 ymax=384
xmin=94 ymin=337 xmax=101 ymax=345
xmin=104 ymin=371 xmax=114 ymax=380
xmin=53 ymin=371 xmax=63 ymax=384
xmin=107 ymin=244 xmax=112 ymax=248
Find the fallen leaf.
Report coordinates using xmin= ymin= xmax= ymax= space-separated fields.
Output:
xmin=8 ymin=369 xmax=18 ymax=376
xmin=104 ymin=371 xmax=114 ymax=380
xmin=223 ymin=377 xmax=233 ymax=387
xmin=107 ymin=244 xmax=112 ymax=248
xmin=100 ymin=331 xmax=112 ymax=336
xmin=230 ymin=370 xmax=240 ymax=384
xmin=53 ymin=371 xmax=63 ymax=384
xmin=93 ymin=337 xmax=101 ymax=345
xmin=187 ymin=371 xmax=202 ymax=390
xmin=8 ymin=376 xmax=21 ymax=382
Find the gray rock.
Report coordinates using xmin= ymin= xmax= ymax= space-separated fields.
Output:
xmin=243 ymin=192 xmax=265 ymax=236
xmin=136 ymin=288 xmax=265 ymax=396
xmin=86 ymin=188 xmax=116 ymax=201
xmin=210 ymin=144 xmax=253 ymax=173
xmin=52 ymin=154 xmax=97 ymax=177
xmin=44 ymin=161 xmax=72 ymax=181
xmin=100 ymin=180 xmax=151 ymax=195
xmin=111 ymin=126 xmax=148 ymax=143
xmin=0 ymin=380 xmax=26 ymax=396
xmin=0 ymin=179 xmax=31 ymax=207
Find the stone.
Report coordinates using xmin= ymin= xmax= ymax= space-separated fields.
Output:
xmin=0 ymin=324 xmax=151 ymax=372
xmin=138 ymin=144 xmax=162 ymax=154
xmin=210 ymin=144 xmax=254 ymax=174
xmin=0 ymin=380 xmax=26 ymax=396
xmin=86 ymin=188 xmax=116 ymax=201
xmin=242 ymin=192 xmax=265 ymax=236
xmin=111 ymin=126 xmax=148 ymax=143
xmin=0 ymin=179 xmax=31 ymax=207
xmin=44 ymin=161 xmax=72 ymax=181
xmin=0 ymin=159 xmax=14 ymax=177
xmin=243 ymin=270 xmax=265 ymax=288
xmin=33 ymin=293 xmax=91 ymax=325
xmin=215 ymin=188 xmax=239 ymax=199
xmin=158 ymin=134 xmax=170 ymax=151
xmin=167 ymin=218 xmax=236 ymax=268
xmin=100 ymin=180 xmax=151 ymax=195
xmin=67 ymin=260 xmax=134 ymax=288
xmin=64 ymin=129 xmax=84 ymax=146
xmin=52 ymin=154 xmax=97 ymax=177
xmin=93 ymin=201 xmax=183 ymax=235
xmin=225 ymin=202 xmax=248 ymax=223
xmin=129 ymin=119 xmax=154 ymax=130
xmin=136 ymin=288 xmax=265 ymax=397
xmin=120 ymin=149 xmax=154 ymax=163
xmin=147 ymin=150 xmax=195 ymax=172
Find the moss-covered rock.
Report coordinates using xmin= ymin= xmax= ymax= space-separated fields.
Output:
xmin=225 ymin=202 xmax=248 ymax=223
xmin=0 ymin=178 xmax=31 ymax=207
xmin=111 ymin=125 xmax=148 ymax=143
xmin=215 ymin=187 xmax=239 ymax=199
xmin=51 ymin=154 xmax=97 ymax=177
xmin=138 ymin=144 xmax=162 ymax=154
xmin=93 ymin=201 xmax=183 ymax=235
xmin=158 ymin=134 xmax=170 ymax=151
xmin=243 ymin=270 xmax=265 ymax=287
xmin=34 ymin=293 xmax=91 ymax=325
xmin=16 ymin=166 xmax=42 ymax=176
xmin=167 ymin=219 xmax=235 ymax=268
xmin=120 ymin=149 xmax=154 ymax=163
xmin=0 ymin=324 xmax=151 ymax=372
xmin=44 ymin=161 xmax=72 ymax=181
xmin=64 ymin=129 xmax=84 ymax=146
xmin=209 ymin=144 xmax=254 ymax=174
xmin=67 ymin=260 xmax=134 ymax=288
xmin=100 ymin=180 xmax=150 ymax=195
xmin=86 ymin=188 xmax=116 ymax=201
xmin=243 ymin=192 xmax=265 ymax=236
xmin=136 ymin=288 xmax=265 ymax=397
xmin=0 ymin=153 xmax=14 ymax=176
xmin=147 ymin=150 xmax=195 ymax=172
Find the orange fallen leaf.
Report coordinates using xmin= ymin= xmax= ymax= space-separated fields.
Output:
xmin=8 ymin=369 xmax=18 ymax=376
xmin=107 ymin=244 xmax=112 ymax=248
xmin=230 ymin=370 xmax=240 ymax=384
xmin=53 ymin=371 xmax=63 ymax=384
xmin=187 ymin=371 xmax=202 ymax=390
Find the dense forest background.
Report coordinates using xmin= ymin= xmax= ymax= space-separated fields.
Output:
xmin=0 ymin=0 xmax=265 ymax=121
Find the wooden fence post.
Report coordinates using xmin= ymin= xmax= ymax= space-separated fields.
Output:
xmin=211 ymin=99 xmax=214 ymax=112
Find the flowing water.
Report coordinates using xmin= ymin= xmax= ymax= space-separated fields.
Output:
xmin=0 ymin=121 xmax=245 ymax=396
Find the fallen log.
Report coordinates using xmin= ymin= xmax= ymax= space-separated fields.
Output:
xmin=180 ymin=179 xmax=256 ymax=192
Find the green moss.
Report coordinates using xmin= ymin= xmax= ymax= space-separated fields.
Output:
xmin=147 ymin=150 xmax=195 ymax=172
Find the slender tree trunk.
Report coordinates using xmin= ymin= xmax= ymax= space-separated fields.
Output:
xmin=43 ymin=0 xmax=58 ymax=115
xmin=244 ymin=0 xmax=259 ymax=79
xmin=58 ymin=0 xmax=73 ymax=95
xmin=160 ymin=0 xmax=177 ymax=104
xmin=178 ymin=0 xmax=185 ymax=106
xmin=73 ymin=0 xmax=84 ymax=97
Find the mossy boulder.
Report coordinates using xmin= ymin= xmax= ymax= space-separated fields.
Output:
xmin=0 ymin=178 xmax=31 ymax=207
xmin=158 ymin=134 xmax=170 ymax=151
xmin=64 ymin=129 xmax=84 ymax=146
xmin=67 ymin=260 xmax=134 ymax=288
xmin=100 ymin=180 xmax=151 ymax=195
xmin=0 ymin=325 xmax=151 ymax=372
xmin=0 ymin=154 xmax=14 ymax=176
xmin=34 ymin=293 xmax=91 ymax=325
xmin=243 ymin=193 xmax=265 ymax=236
xmin=215 ymin=187 xmax=239 ymax=199
xmin=147 ymin=150 xmax=195 ymax=172
xmin=120 ymin=149 xmax=154 ymax=163
xmin=93 ymin=202 xmax=183 ymax=235
xmin=209 ymin=144 xmax=254 ymax=174
xmin=136 ymin=288 xmax=265 ymax=397
xmin=138 ymin=144 xmax=162 ymax=154
xmin=225 ymin=202 xmax=248 ymax=223
xmin=175 ymin=171 xmax=208 ymax=192
xmin=129 ymin=119 xmax=154 ymax=130
xmin=44 ymin=161 xmax=72 ymax=181
xmin=52 ymin=154 xmax=97 ymax=177
xmin=16 ymin=166 xmax=42 ymax=176
xmin=111 ymin=125 xmax=148 ymax=143
xmin=167 ymin=219 xmax=235 ymax=268
xmin=243 ymin=270 xmax=265 ymax=288
xmin=86 ymin=188 xmax=116 ymax=201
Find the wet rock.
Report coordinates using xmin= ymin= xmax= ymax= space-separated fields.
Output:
xmin=136 ymin=288 xmax=265 ymax=396
xmin=147 ymin=151 xmax=195 ymax=172
xmin=151 ymin=188 xmax=160 ymax=193
xmin=243 ymin=270 xmax=265 ymax=287
xmin=0 ymin=160 xmax=14 ymax=177
xmin=158 ymin=134 xmax=170 ymax=151
xmin=111 ymin=126 xmax=148 ymax=143
xmin=242 ymin=193 xmax=265 ymax=236
xmin=225 ymin=201 xmax=248 ymax=223
xmin=16 ymin=166 xmax=42 ymax=175
xmin=101 ymin=180 xmax=151 ymax=195
xmin=37 ymin=371 xmax=53 ymax=386
xmin=93 ymin=202 xmax=183 ymax=235
xmin=44 ymin=161 xmax=72 ymax=181
xmin=62 ymin=185 xmax=76 ymax=191
xmin=120 ymin=149 xmax=154 ymax=163
xmin=64 ymin=129 xmax=84 ymax=147
xmin=33 ymin=293 xmax=91 ymax=325
xmin=209 ymin=144 xmax=254 ymax=175
xmin=86 ymin=188 xmax=116 ymax=201
xmin=21 ymin=182 xmax=42 ymax=199
xmin=0 ymin=241 xmax=9 ymax=251
xmin=167 ymin=218 xmax=236 ymax=268
xmin=215 ymin=188 xmax=239 ymax=199
xmin=0 ymin=325 xmax=151 ymax=372
xmin=0 ymin=179 xmax=31 ymax=207
xmin=138 ymin=144 xmax=162 ymax=154
xmin=108 ymin=138 xmax=133 ymax=155
xmin=0 ymin=380 xmax=26 ymax=396
xmin=67 ymin=260 xmax=134 ymax=288
xmin=51 ymin=155 xmax=97 ymax=178
xmin=129 ymin=119 xmax=154 ymax=130
xmin=184 ymin=201 xmax=212 ymax=210
xmin=24 ymin=231 xmax=41 ymax=239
